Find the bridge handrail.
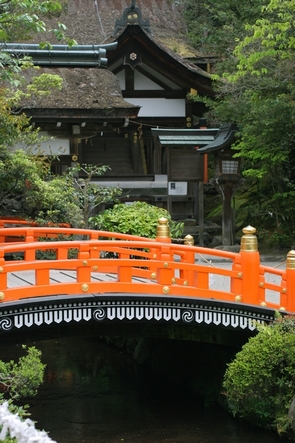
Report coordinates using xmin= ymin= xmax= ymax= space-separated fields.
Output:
xmin=0 ymin=217 xmax=70 ymax=228
xmin=0 ymin=220 xmax=293 ymax=313
xmin=0 ymin=237 xmax=237 ymax=257
xmin=0 ymin=226 xmax=156 ymax=243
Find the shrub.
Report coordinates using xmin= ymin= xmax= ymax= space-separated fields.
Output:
xmin=223 ymin=315 xmax=295 ymax=439
xmin=89 ymin=201 xmax=184 ymax=239
xmin=0 ymin=345 xmax=46 ymax=400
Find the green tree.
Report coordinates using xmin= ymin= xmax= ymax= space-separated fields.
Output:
xmin=0 ymin=0 xmax=75 ymax=149
xmin=0 ymin=93 xmax=39 ymax=148
xmin=0 ymin=0 xmax=91 ymax=227
xmin=0 ymin=146 xmax=82 ymax=226
xmin=0 ymin=78 xmax=86 ymax=226
xmin=0 ymin=0 xmax=63 ymax=41
xmin=0 ymin=0 xmax=76 ymax=84
xmin=0 ymin=151 xmax=124 ymax=227
xmin=0 ymin=71 xmax=63 ymax=149
xmin=174 ymin=0 xmax=268 ymax=58
xmin=213 ymin=0 xmax=295 ymax=243
xmin=179 ymin=0 xmax=295 ymax=245
xmin=66 ymin=164 xmax=122 ymax=228
xmin=223 ymin=315 xmax=295 ymax=439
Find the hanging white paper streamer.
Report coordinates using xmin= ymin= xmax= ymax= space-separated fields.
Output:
xmin=0 ymin=402 xmax=56 ymax=443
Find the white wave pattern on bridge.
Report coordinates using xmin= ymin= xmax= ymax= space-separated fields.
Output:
xmin=0 ymin=302 xmax=266 ymax=332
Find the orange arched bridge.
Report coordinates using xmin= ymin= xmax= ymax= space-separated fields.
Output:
xmin=0 ymin=217 xmax=293 ymax=337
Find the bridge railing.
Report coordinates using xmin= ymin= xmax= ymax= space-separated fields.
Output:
xmin=0 ymin=217 xmax=71 ymax=244
xmin=0 ymin=218 xmax=293 ymax=313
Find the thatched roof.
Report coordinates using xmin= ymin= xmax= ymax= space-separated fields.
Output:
xmin=13 ymin=1 xmax=212 ymax=115
xmin=30 ymin=0 xmax=201 ymax=59
xmin=19 ymin=67 xmax=139 ymax=115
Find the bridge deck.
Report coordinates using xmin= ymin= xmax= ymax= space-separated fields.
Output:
xmin=6 ymin=258 xmax=285 ymax=307
xmin=7 ymin=269 xmax=153 ymax=287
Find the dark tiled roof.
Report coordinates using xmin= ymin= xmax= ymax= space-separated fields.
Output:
xmin=0 ymin=42 xmax=117 ymax=67
xmin=151 ymin=128 xmax=219 ymax=146
xmin=197 ymin=124 xmax=237 ymax=153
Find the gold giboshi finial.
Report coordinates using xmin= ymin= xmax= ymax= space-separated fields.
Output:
xmin=287 ymin=249 xmax=295 ymax=269
xmin=184 ymin=235 xmax=194 ymax=246
xmin=156 ymin=217 xmax=170 ymax=239
xmin=242 ymin=225 xmax=256 ymax=236
xmin=240 ymin=225 xmax=258 ymax=252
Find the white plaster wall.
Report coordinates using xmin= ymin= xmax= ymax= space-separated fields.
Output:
xmin=125 ymin=98 xmax=186 ymax=117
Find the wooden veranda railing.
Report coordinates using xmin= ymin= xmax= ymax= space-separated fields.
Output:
xmin=0 ymin=217 xmax=294 ymax=312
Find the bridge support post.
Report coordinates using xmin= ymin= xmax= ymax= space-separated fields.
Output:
xmin=156 ymin=218 xmax=173 ymax=288
xmin=286 ymin=250 xmax=295 ymax=312
xmin=0 ymin=219 xmax=5 ymax=243
xmin=25 ymin=229 xmax=35 ymax=261
xmin=90 ymin=232 xmax=100 ymax=259
xmin=240 ymin=226 xmax=260 ymax=305
xmin=118 ymin=250 xmax=132 ymax=282
xmin=0 ymin=249 xmax=6 ymax=300
xmin=77 ymin=243 xmax=91 ymax=283
xmin=180 ymin=235 xmax=196 ymax=286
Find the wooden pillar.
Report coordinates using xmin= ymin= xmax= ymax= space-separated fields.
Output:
xmin=198 ymin=182 xmax=204 ymax=246
xmin=222 ymin=184 xmax=234 ymax=246
xmin=153 ymin=136 xmax=162 ymax=175
xmin=192 ymin=182 xmax=199 ymax=220
xmin=131 ymin=131 xmax=139 ymax=172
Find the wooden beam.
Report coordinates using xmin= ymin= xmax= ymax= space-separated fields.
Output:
xmin=125 ymin=66 xmax=134 ymax=91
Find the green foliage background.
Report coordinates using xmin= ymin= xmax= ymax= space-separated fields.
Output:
xmin=175 ymin=0 xmax=295 ymax=248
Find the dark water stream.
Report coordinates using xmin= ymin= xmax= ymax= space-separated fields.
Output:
xmin=0 ymin=337 xmax=289 ymax=443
